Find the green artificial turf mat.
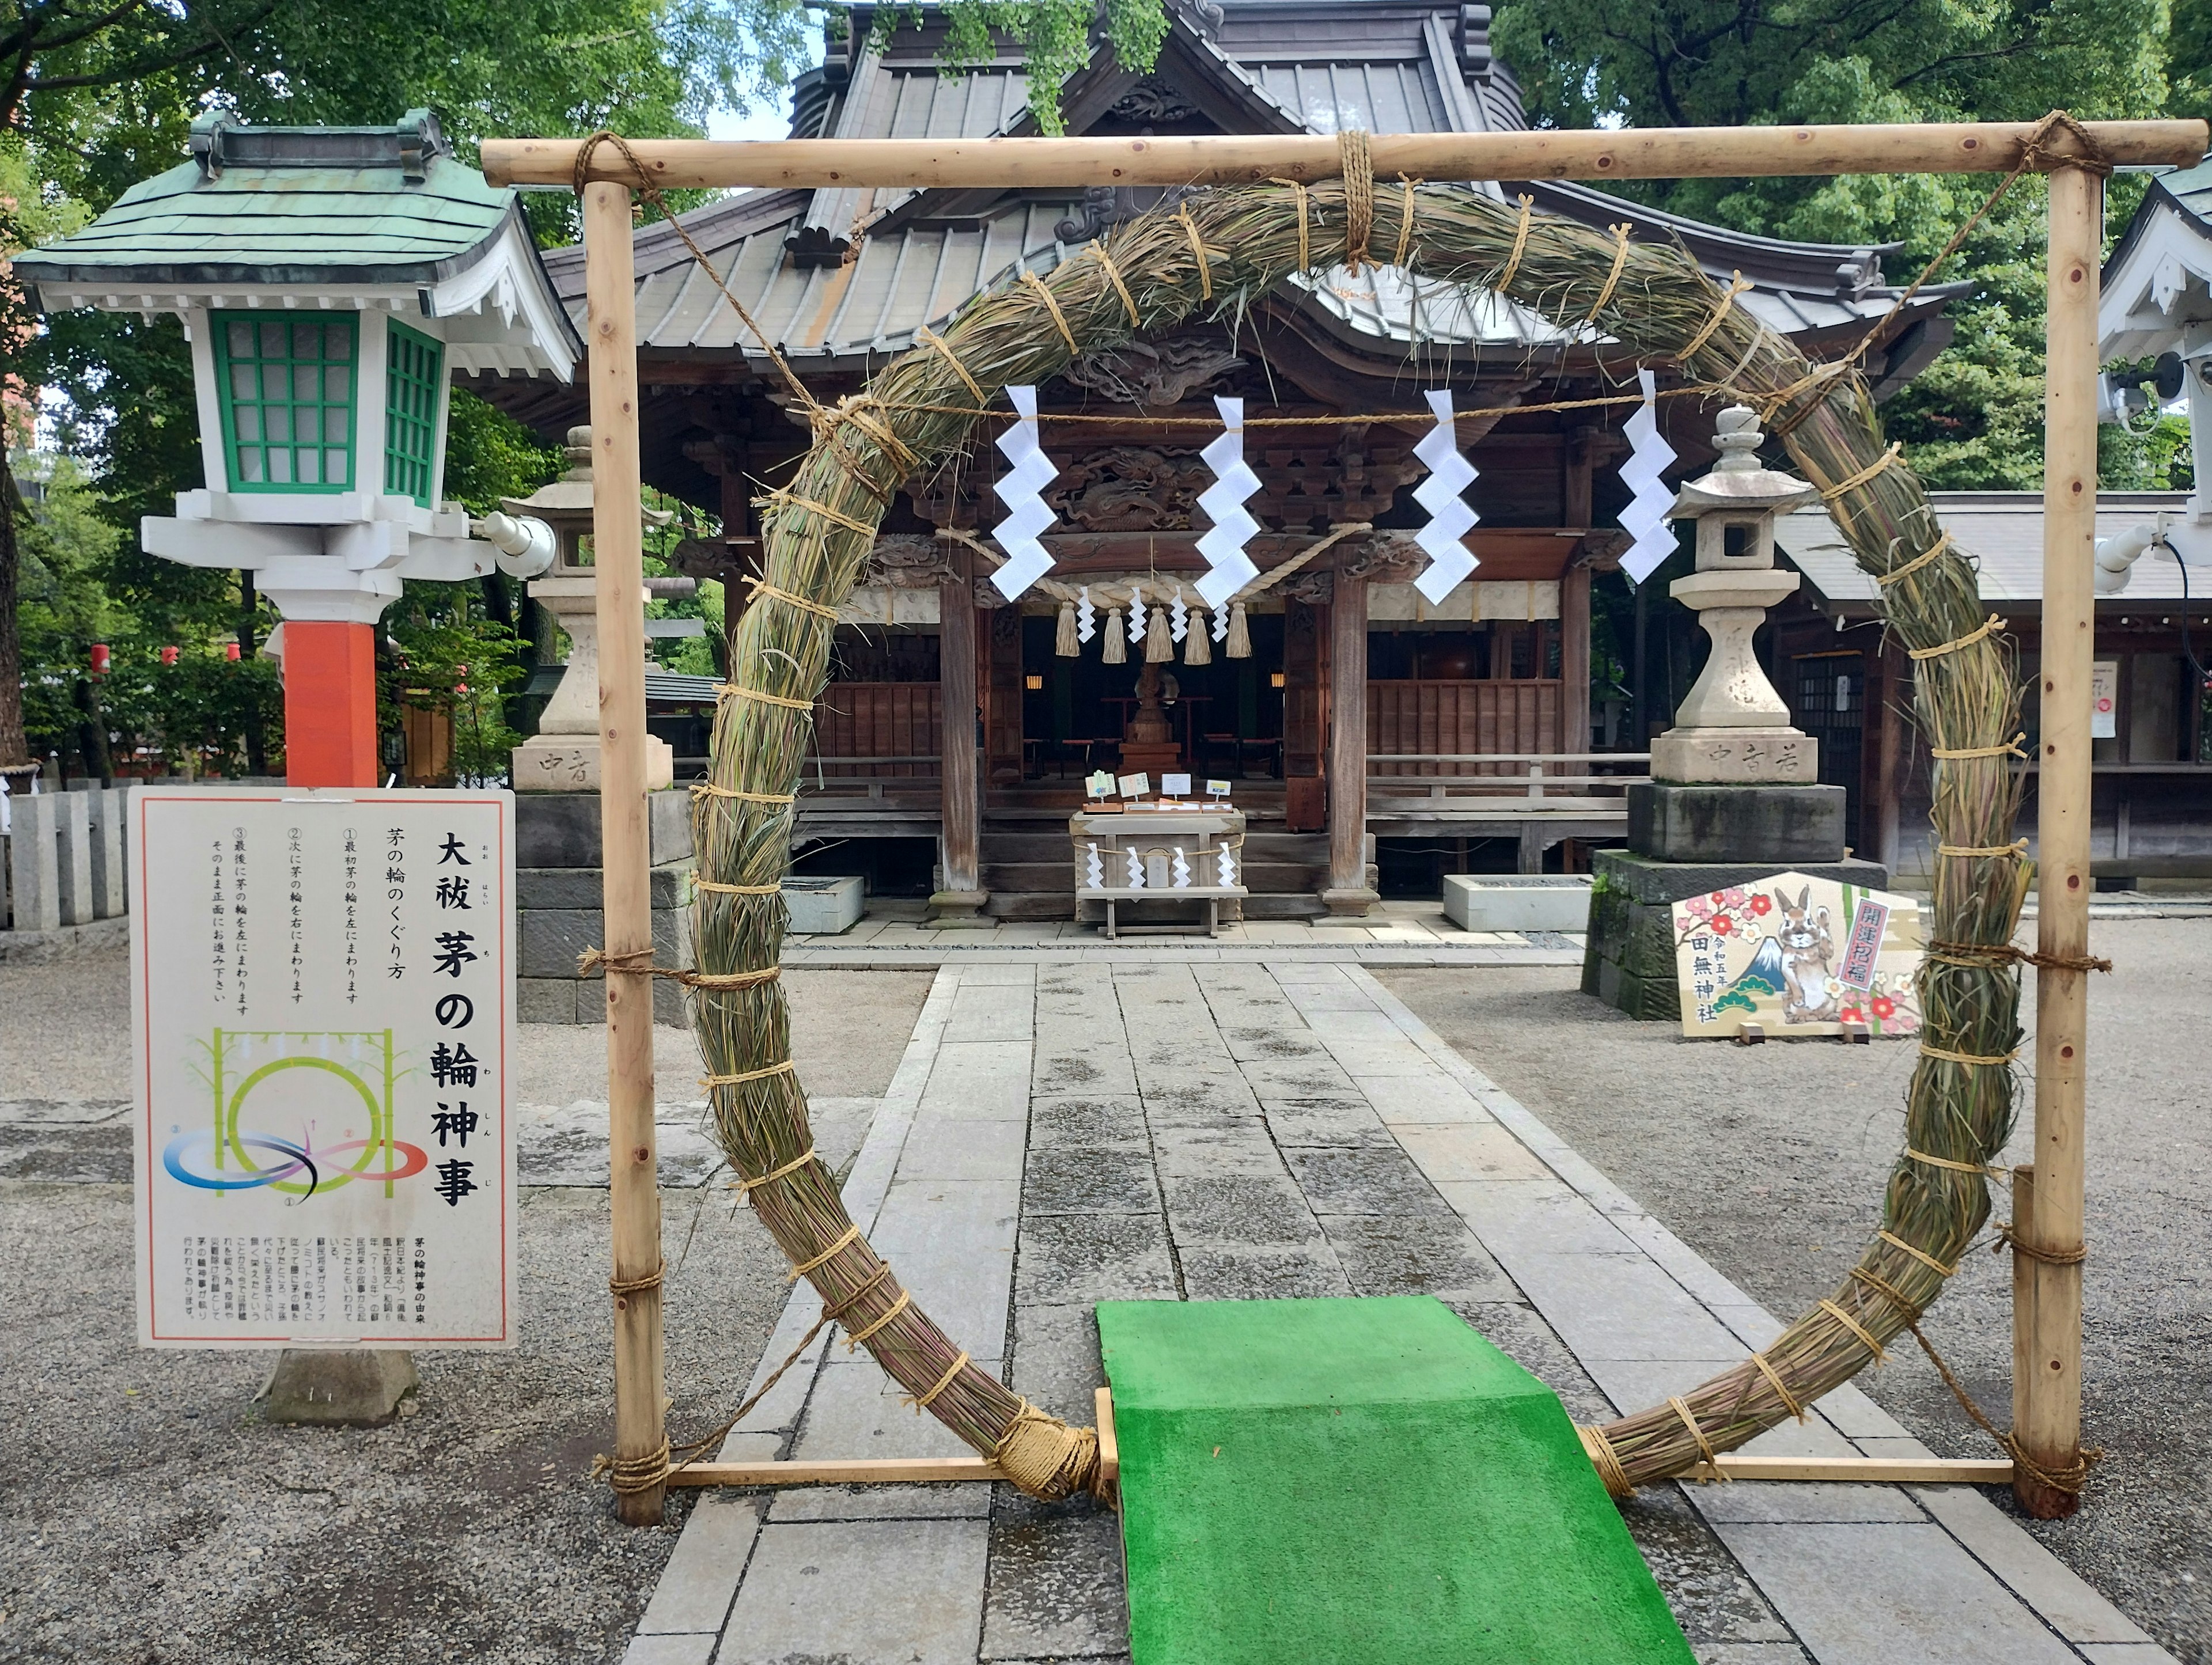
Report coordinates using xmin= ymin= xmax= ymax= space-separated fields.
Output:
xmin=1096 ymin=1295 xmax=1694 ymax=1665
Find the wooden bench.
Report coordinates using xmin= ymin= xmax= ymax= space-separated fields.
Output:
xmin=1079 ymin=883 xmax=1249 ymax=939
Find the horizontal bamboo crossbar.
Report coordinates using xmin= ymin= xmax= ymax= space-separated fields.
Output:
xmin=669 ymin=1457 xmax=1006 ymax=1488
xmin=666 ymin=1452 xmax=2012 ymax=1488
xmin=1691 ymin=1456 xmax=2013 ymax=1485
xmin=483 ymin=122 xmax=2204 ymax=191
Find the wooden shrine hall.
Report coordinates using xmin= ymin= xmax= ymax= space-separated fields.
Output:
xmin=472 ymin=0 xmax=1958 ymax=920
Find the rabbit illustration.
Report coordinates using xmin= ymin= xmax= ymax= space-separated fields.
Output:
xmin=1774 ymin=886 xmax=1839 ymax=1023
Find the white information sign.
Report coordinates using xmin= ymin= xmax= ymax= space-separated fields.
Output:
xmin=2090 ymin=659 xmax=2119 ymax=741
xmin=130 ymin=787 xmax=517 ymax=1349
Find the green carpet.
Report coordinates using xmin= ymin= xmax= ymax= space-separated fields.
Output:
xmin=1096 ymin=1295 xmax=1694 ymax=1665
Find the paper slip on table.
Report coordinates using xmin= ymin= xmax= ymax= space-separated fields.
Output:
xmin=1071 ymin=806 xmax=1249 ymax=938
xmin=1096 ymin=1295 xmax=1695 ymax=1665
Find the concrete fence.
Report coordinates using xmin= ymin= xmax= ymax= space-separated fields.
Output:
xmin=2 ymin=785 xmax=132 ymax=933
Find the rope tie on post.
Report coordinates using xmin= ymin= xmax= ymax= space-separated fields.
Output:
xmin=691 ymin=782 xmax=796 ymax=806
xmin=1817 ymin=1298 xmax=1889 ymax=1363
xmin=1177 ymin=203 xmax=1215 ymax=301
xmin=609 ymin=1258 xmax=665 ymax=1298
xmin=734 ymin=1146 xmax=819 ymax=1199
xmin=1908 ymin=613 xmax=2006 ymax=662
xmin=696 ymin=877 xmax=784 ymax=896
xmin=995 ymin=1399 xmax=1107 ymax=1503
xmin=704 ymin=1057 xmax=798 ymax=1088
xmin=1918 ymin=1041 xmax=2020 ymax=1068
xmin=915 ymin=325 xmax=989 ymax=408
xmin=1680 ymin=273 xmax=1751 ymax=361
xmin=1994 ymin=1223 xmax=2089 ymax=1265
xmin=1876 ymin=532 xmax=1953 ymax=587
xmin=1577 ymin=1424 xmax=1634 ymax=1499
xmin=1906 ymin=1322 xmax=2104 ymax=1496
xmin=1925 ymin=939 xmax=2113 ymax=973
xmin=1750 ymin=1351 xmax=1805 ymax=1423
xmin=715 ymin=683 xmax=816 ymax=712
xmin=1878 ymin=1229 xmax=1960 ymax=1279
xmin=904 ymin=1351 xmax=971 ymax=1413
xmin=1272 ymin=177 xmax=1312 ymax=271
xmin=745 ymin=577 xmax=843 ymax=621
xmin=1586 ymin=222 xmax=1634 ymax=324
xmin=568 ymin=130 xmax=820 ymax=419
xmin=1930 ymin=733 xmax=2028 ymax=761
xmin=1090 ymin=244 xmax=1141 ymax=329
xmin=1020 ymin=268 xmax=1081 ymax=357
xmin=1666 ymin=1396 xmax=1724 ymax=1478
xmin=576 ymin=950 xmax=782 ymax=992
xmin=1338 ymin=128 xmax=1374 ymax=270
xmin=1936 ymin=837 xmax=2031 ymax=859
xmin=1904 ymin=1147 xmax=2006 ymax=1178
xmin=1392 ymin=175 xmax=1419 ymax=267
xmin=1496 ymin=194 xmax=1535 ymax=293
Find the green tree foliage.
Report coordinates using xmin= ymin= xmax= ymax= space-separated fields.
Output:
xmin=1491 ymin=0 xmax=2175 ymax=488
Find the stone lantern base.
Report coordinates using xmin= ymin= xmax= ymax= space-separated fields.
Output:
xmin=1628 ymin=781 xmax=1848 ymax=864
xmin=514 ymin=790 xmax=695 ymax=1026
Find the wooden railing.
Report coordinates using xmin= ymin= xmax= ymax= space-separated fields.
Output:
xmin=1367 ymin=752 xmax=1650 ymax=806
xmin=797 ymin=754 xmax=942 ymax=803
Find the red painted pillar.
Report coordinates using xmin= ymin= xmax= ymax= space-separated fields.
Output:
xmin=283 ymin=620 xmax=381 ymax=787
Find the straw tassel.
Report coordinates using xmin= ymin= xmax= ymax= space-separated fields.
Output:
xmin=1184 ymin=613 xmax=1212 ymax=664
xmin=1055 ymin=600 xmax=1079 ymax=657
xmin=1103 ymin=608 xmax=1127 ymax=665
xmin=1226 ymin=601 xmax=1251 ymax=658
xmin=1145 ymin=606 xmax=1174 ymax=662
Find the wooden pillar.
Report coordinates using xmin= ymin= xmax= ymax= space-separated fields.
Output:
xmin=282 ymin=621 xmax=380 ymax=787
xmin=1560 ymin=563 xmax=1592 ymax=756
xmin=1283 ymin=598 xmax=1327 ymax=832
xmin=2016 ymin=158 xmax=2100 ymax=1520
xmin=1323 ymin=572 xmax=1374 ymax=913
xmin=933 ymin=555 xmax=986 ymax=919
xmin=1864 ymin=639 xmax=1907 ymax=873
xmin=582 ymin=180 xmax=666 ymax=1529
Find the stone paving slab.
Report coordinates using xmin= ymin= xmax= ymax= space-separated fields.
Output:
xmin=625 ymin=958 xmax=2175 ymax=1665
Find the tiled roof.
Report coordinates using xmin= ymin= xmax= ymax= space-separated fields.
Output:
xmin=1778 ymin=492 xmax=2199 ymax=611
xmin=17 ymin=111 xmax=521 ymax=290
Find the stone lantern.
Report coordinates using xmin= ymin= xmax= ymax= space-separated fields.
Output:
xmin=507 ymin=427 xmax=675 ymax=793
xmin=1649 ymin=405 xmax=1820 ymax=786
xmin=16 ymin=109 xmax=580 ymax=787
xmin=1582 ymin=405 xmax=1888 ymax=1019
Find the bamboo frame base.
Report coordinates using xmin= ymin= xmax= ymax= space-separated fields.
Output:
xmin=666 ymin=1391 xmax=2007 ymax=1489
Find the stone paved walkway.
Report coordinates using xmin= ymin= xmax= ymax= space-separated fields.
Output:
xmin=624 ymin=960 xmax=2174 ymax=1665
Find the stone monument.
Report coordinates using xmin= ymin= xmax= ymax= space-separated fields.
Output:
xmin=510 ymin=427 xmax=694 ymax=1025
xmin=1584 ymin=407 xmax=1889 ymax=1018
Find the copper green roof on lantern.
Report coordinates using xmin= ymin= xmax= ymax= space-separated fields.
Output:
xmin=17 ymin=109 xmax=524 ymax=290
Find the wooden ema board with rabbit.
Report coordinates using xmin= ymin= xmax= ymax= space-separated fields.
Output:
xmin=1672 ymin=871 xmax=1925 ymax=1040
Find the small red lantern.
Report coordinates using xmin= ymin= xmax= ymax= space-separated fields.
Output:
xmin=89 ymin=644 xmax=111 ymax=676
xmin=225 ymin=642 xmax=241 ymax=662
xmin=160 ymin=645 xmax=180 ymax=666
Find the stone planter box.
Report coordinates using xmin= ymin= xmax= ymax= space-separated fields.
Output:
xmin=783 ymin=875 xmax=865 ymax=935
xmin=1443 ymin=874 xmax=1593 ymax=934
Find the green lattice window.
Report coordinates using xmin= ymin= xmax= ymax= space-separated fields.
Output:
xmin=385 ymin=321 xmax=444 ymax=507
xmin=213 ymin=314 xmax=357 ymax=491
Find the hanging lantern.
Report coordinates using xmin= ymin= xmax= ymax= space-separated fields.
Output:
xmin=1055 ymin=599 xmax=1079 ymax=657
xmin=1145 ymin=606 xmax=1174 ymax=662
xmin=1226 ymin=601 xmax=1252 ymax=658
xmin=1103 ymin=608 xmax=1127 ymax=665
xmin=89 ymin=644 xmax=111 ymax=676
xmin=1184 ymin=613 xmax=1212 ymax=665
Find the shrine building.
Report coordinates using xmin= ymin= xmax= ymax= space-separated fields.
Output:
xmin=475 ymin=0 xmax=1960 ymax=919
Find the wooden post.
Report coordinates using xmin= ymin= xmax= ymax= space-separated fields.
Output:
xmin=582 ymin=180 xmax=667 ymax=1528
xmin=2016 ymin=158 xmax=2100 ymax=1520
xmin=933 ymin=553 xmax=986 ymax=919
xmin=1560 ymin=563 xmax=1593 ymax=757
xmin=1323 ymin=571 xmax=1373 ymax=913
xmin=281 ymin=621 xmax=381 ymax=787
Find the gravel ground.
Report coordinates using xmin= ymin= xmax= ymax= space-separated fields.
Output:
xmin=0 ymin=955 xmax=931 ymax=1665
xmin=1382 ymin=917 xmax=2212 ymax=1664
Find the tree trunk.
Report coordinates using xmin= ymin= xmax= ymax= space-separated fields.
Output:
xmin=238 ymin=571 xmax=269 ymax=776
xmin=0 ymin=460 xmax=28 ymax=771
xmin=73 ymin=672 xmax=113 ymax=783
